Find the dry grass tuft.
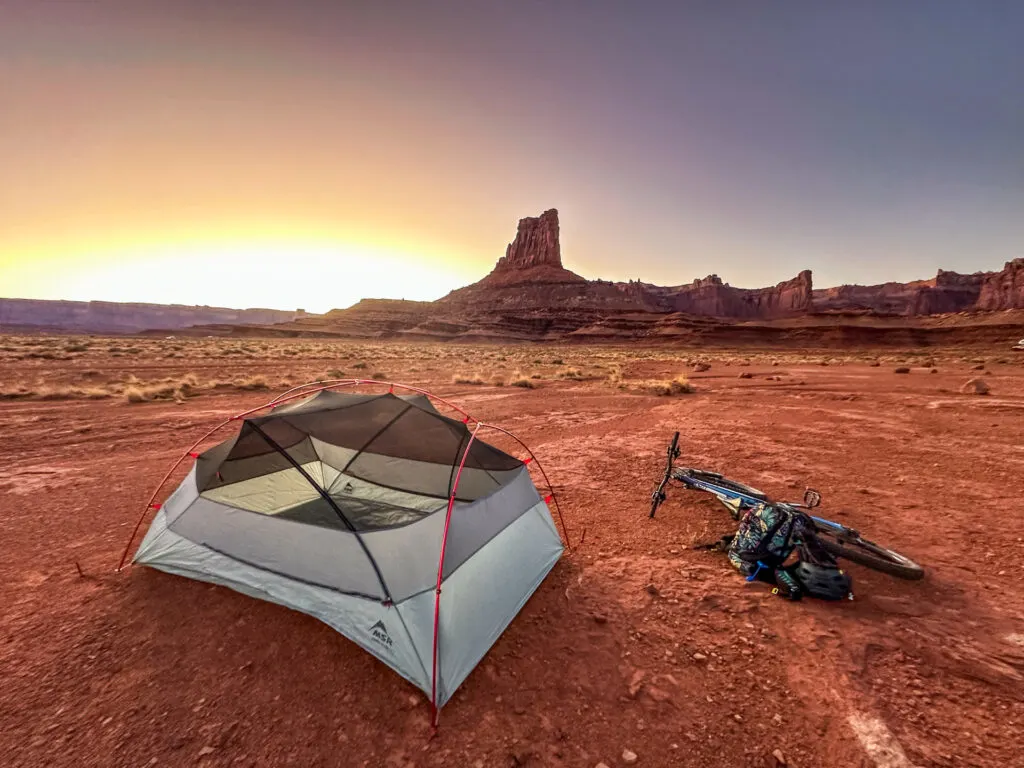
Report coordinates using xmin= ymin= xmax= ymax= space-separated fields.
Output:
xmin=556 ymin=367 xmax=583 ymax=380
xmin=630 ymin=374 xmax=696 ymax=396
xmin=234 ymin=375 xmax=270 ymax=391
xmin=452 ymin=373 xmax=485 ymax=385
xmin=509 ymin=371 xmax=536 ymax=389
xmin=123 ymin=386 xmax=148 ymax=403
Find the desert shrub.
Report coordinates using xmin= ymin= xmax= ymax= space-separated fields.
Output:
xmin=551 ymin=358 xmax=564 ymax=365
xmin=509 ymin=371 xmax=535 ymax=388
xmin=557 ymin=367 xmax=583 ymax=380
xmin=371 ymin=372 xmax=387 ymax=380
xmin=353 ymin=362 xmax=368 ymax=370
xmin=123 ymin=386 xmax=147 ymax=403
xmin=631 ymin=374 xmax=695 ymax=396
xmin=64 ymin=342 xmax=90 ymax=353
xmin=326 ymin=369 xmax=345 ymax=379
xmin=894 ymin=367 xmax=911 ymax=374
xmin=492 ymin=375 xmax=506 ymax=387
xmin=452 ymin=373 xmax=485 ymax=385
xmin=235 ymin=375 xmax=270 ymax=391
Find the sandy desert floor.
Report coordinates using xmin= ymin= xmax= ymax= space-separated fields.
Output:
xmin=2 ymin=335 xmax=1023 ymax=768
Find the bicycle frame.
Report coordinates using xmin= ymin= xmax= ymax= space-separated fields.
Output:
xmin=675 ymin=479 xmax=851 ymax=536
xmin=653 ymin=433 xmax=850 ymax=536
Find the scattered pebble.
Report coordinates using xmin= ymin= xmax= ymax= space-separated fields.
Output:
xmin=622 ymin=749 xmax=638 ymax=764
xmin=772 ymin=747 xmax=787 ymax=765
xmin=961 ymin=378 xmax=990 ymax=395
xmin=692 ymin=652 xmax=707 ymax=661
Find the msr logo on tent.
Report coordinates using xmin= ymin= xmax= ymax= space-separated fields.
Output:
xmin=369 ymin=620 xmax=394 ymax=650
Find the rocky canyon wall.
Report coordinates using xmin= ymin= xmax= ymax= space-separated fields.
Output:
xmin=0 ymin=298 xmax=305 ymax=333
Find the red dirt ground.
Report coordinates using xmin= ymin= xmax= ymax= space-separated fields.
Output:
xmin=2 ymin=342 xmax=1023 ymax=768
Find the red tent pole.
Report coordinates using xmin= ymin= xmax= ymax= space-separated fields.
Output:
xmin=476 ymin=423 xmax=571 ymax=552
xmin=429 ymin=423 xmax=481 ymax=728
xmin=115 ymin=418 xmax=233 ymax=572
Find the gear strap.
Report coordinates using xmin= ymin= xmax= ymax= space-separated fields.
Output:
xmin=692 ymin=534 xmax=735 ymax=552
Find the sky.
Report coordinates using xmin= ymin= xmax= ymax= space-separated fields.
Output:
xmin=1 ymin=1 xmax=1022 ymax=313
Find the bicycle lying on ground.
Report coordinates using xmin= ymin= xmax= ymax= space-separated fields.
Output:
xmin=650 ymin=432 xmax=925 ymax=580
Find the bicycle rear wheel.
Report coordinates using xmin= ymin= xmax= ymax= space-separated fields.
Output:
xmin=815 ymin=527 xmax=924 ymax=580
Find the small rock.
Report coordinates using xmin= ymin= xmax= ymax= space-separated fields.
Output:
xmin=972 ymin=364 xmax=986 ymax=371
xmin=893 ymin=367 xmax=911 ymax=374
xmin=693 ymin=363 xmax=711 ymax=372
xmin=645 ymin=686 xmax=672 ymax=703
xmin=628 ymin=670 xmax=646 ymax=698
xmin=733 ymin=713 xmax=743 ymax=722
xmin=869 ymin=360 xmax=880 ymax=367
xmin=692 ymin=652 xmax=707 ymax=661
xmin=930 ymin=368 xmax=938 ymax=374
xmin=592 ymin=614 xmax=608 ymax=625
xmin=738 ymin=372 xmax=753 ymax=379
xmin=197 ymin=746 xmax=216 ymax=758
xmin=622 ymin=749 xmax=639 ymax=764
xmin=772 ymin=714 xmax=783 ymax=725
xmin=595 ymin=763 xmax=612 ymax=768
xmin=644 ymin=584 xmax=659 ymax=596
xmin=961 ymin=378 xmax=990 ymax=395
xmin=772 ymin=748 xmax=787 ymax=766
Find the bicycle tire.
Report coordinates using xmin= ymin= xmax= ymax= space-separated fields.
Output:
xmin=815 ymin=529 xmax=924 ymax=580
xmin=681 ymin=469 xmax=770 ymax=502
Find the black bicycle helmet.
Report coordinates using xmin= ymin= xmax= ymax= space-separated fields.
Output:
xmin=792 ymin=562 xmax=853 ymax=601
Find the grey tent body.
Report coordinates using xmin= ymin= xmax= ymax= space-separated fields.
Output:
xmin=133 ymin=390 xmax=564 ymax=711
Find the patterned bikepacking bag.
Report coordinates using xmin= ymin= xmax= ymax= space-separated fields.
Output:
xmin=726 ymin=502 xmax=798 ymax=577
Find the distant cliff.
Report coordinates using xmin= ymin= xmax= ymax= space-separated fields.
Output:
xmin=812 ymin=259 xmax=1024 ymax=316
xmin=0 ymin=298 xmax=306 ymax=333
xmin=624 ymin=270 xmax=814 ymax=319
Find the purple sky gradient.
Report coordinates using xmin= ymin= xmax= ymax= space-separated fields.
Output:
xmin=2 ymin=1 xmax=1022 ymax=309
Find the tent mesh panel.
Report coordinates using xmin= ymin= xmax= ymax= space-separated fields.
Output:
xmin=194 ymin=392 xmax=522 ymax=532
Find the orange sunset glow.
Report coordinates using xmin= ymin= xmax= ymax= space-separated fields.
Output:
xmin=2 ymin=2 xmax=1022 ymax=311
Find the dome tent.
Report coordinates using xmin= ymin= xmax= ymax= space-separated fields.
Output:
xmin=120 ymin=382 xmax=568 ymax=724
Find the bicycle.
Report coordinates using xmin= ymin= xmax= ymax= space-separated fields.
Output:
xmin=650 ymin=432 xmax=925 ymax=580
